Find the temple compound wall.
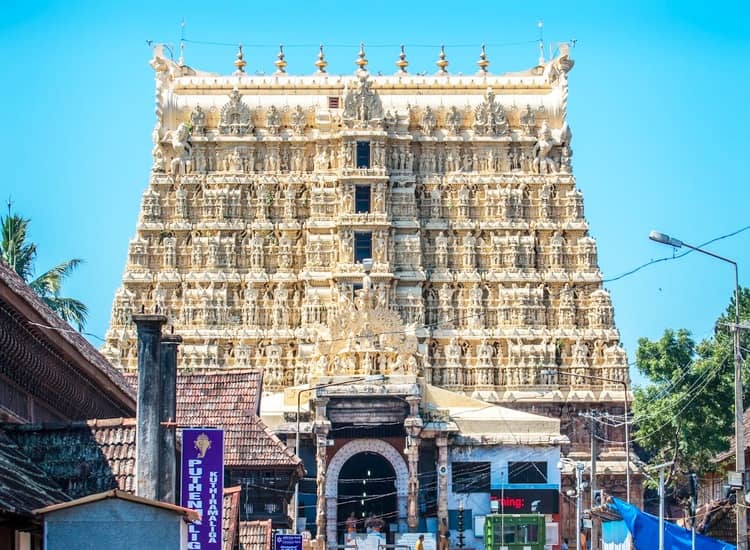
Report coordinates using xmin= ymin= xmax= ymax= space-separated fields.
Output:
xmin=105 ymin=42 xmax=639 ymax=544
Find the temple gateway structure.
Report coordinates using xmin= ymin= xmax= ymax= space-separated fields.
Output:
xmin=104 ymin=43 xmax=637 ymax=547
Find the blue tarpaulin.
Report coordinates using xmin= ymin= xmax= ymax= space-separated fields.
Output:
xmin=611 ymin=497 xmax=736 ymax=550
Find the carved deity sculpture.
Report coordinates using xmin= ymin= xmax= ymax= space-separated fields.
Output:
xmin=457 ymin=187 xmax=471 ymax=218
xmin=266 ymin=106 xmax=282 ymax=135
xmin=445 ymin=338 xmax=462 ymax=367
xmin=278 ymin=235 xmax=294 ymax=269
xmin=446 ymin=106 xmax=463 ymax=135
xmin=473 ymin=88 xmax=508 ymax=136
xmin=549 ymin=231 xmax=565 ymax=268
xmin=343 ymin=73 xmax=384 ymax=125
xmin=284 ymin=185 xmax=297 ymax=220
xmin=430 ymin=187 xmax=442 ymax=219
xmin=163 ymin=236 xmax=177 ymax=268
xmin=421 ymin=106 xmax=437 ymax=135
xmin=434 ymin=232 xmax=449 ymax=268
xmin=462 ymin=234 xmax=477 ymax=270
xmin=290 ymin=105 xmax=306 ymax=135
xmin=219 ymin=88 xmax=253 ymax=136
xmin=165 ymin=123 xmax=192 ymax=177
xmin=190 ymin=105 xmax=206 ymax=135
xmin=539 ymin=183 xmax=554 ymax=219
xmin=249 ymin=234 xmax=265 ymax=270
xmin=532 ymin=122 xmax=558 ymax=174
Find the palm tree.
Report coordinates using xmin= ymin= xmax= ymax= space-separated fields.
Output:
xmin=1 ymin=212 xmax=88 ymax=330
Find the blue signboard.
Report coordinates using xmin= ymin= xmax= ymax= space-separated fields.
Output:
xmin=274 ymin=534 xmax=303 ymax=550
xmin=181 ymin=428 xmax=224 ymax=550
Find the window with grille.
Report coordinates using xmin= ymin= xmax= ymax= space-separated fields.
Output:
xmin=328 ymin=96 xmax=340 ymax=109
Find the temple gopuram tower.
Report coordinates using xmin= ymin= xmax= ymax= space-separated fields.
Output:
xmin=105 ymin=43 xmax=638 ymax=540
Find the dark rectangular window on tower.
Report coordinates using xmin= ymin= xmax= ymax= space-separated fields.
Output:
xmin=354 ymin=232 xmax=373 ymax=263
xmin=508 ymin=461 xmax=548 ymax=484
xmin=356 ymin=141 xmax=371 ymax=168
xmin=355 ymin=185 xmax=371 ymax=213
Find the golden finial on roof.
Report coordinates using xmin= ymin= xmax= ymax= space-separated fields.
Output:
xmin=436 ymin=44 xmax=449 ymax=75
xmin=315 ymin=44 xmax=328 ymax=74
xmin=477 ymin=44 xmax=490 ymax=74
xmin=395 ymin=44 xmax=409 ymax=74
xmin=274 ymin=44 xmax=287 ymax=74
xmin=233 ymin=44 xmax=247 ymax=74
xmin=355 ymin=42 xmax=368 ymax=71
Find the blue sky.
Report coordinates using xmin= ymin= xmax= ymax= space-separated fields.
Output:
xmin=1 ymin=1 xmax=749 ymax=386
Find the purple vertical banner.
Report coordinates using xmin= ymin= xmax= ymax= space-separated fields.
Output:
xmin=181 ymin=428 xmax=224 ymax=550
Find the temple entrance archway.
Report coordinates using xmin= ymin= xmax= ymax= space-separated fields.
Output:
xmin=325 ymin=439 xmax=409 ymax=546
xmin=338 ymin=453 xmax=396 ymax=540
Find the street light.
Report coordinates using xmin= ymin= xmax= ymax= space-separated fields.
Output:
xmin=649 ymin=230 xmax=745 ymax=550
xmin=541 ymin=368 xmax=631 ymax=503
xmin=558 ymin=457 xmax=586 ymax=550
xmin=292 ymin=374 xmax=385 ymax=533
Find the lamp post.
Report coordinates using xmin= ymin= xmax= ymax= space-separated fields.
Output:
xmin=292 ymin=374 xmax=385 ymax=533
xmin=541 ymin=368 xmax=631 ymax=503
xmin=559 ymin=457 xmax=586 ymax=550
xmin=649 ymin=230 xmax=745 ymax=550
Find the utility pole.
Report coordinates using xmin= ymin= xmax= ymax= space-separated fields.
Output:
xmin=590 ymin=411 xmax=598 ymax=550
xmin=647 ymin=461 xmax=674 ymax=550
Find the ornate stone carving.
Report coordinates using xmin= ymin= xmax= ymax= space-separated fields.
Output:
xmin=219 ymin=88 xmax=253 ymax=136
xmin=420 ymin=106 xmax=436 ymax=135
xmin=473 ymin=88 xmax=508 ymax=136
xmin=164 ymin=123 xmax=192 ymax=177
xmin=266 ymin=106 xmax=282 ymax=135
xmin=343 ymin=74 xmax=383 ymax=126
xmin=190 ymin=105 xmax=206 ymax=135
xmin=290 ymin=105 xmax=307 ymax=136
xmin=532 ymin=122 xmax=558 ymax=174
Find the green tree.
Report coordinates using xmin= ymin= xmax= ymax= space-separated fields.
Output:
xmin=633 ymin=288 xmax=750 ymax=482
xmin=1 ymin=212 xmax=88 ymax=330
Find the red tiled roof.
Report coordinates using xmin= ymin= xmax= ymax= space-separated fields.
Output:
xmin=239 ymin=519 xmax=272 ymax=550
xmin=224 ymin=486 xmax=241 ymax=550
xmin=127 ymin=370 xmax=300 ymax=469
xmin=1 ymin=418 xmax=136 ymax=498
xmin=0 ymin=261 xmax=135 ymax=412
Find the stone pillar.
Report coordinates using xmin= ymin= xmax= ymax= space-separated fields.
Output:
xmin=159 ymin=333 xmax=182 ymax=504
xmin=132 ymin=313 xmax=167 ymax=500
xmin=405 ymin=396 xmax=423 ymax=530
xmin=436 ymin=433 xmax=449 ymax=524
xmin=313 ymin=397 xmax=331 ymax=544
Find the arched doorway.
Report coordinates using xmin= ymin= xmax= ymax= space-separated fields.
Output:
xmin=337 ymin=452 xmax=397 ymax=542
xmin=325 ymin=439 xmax=409 ymax=546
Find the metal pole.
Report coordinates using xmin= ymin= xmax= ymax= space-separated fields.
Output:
xmin=733 ymin=263 xmax=747 ymax=550
xmin=623 ymin=381 xmax=631 ymax=503
xmin=659 ymin=466 xmax=665 ymax=550
xmin=576 ymin=462 xmax=583 ymax=550
xmin=692 ymin=523 xmax=696 ymax=550
xmin=678 ymin=242 xmax=745 ymax=550
xmin=293 ymin=388 xmax=303 ymax=533
xmin=590 ymin=412 xmax=598 ymax=550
